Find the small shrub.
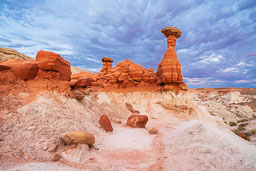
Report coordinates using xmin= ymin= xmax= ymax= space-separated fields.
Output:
xmin=244 ymin=136 xmax=251 ymax=141
xmin=233 ymin=129 xmax=240 ymax=135
xmin=229 ymin=122 xmax=237 ymax=126
xmin=251 ymin=129 xmax=256 ymax=135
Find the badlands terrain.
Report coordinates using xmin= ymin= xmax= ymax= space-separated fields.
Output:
xmin=0 ymin=27 xmax=256 ymax=170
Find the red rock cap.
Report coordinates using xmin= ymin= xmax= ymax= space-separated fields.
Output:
xmin=102 ymin=57 xmax=113 ymax=63
xmin=161 ymin=27 xmax=182 ymax=38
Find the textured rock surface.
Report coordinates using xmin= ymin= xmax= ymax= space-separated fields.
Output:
xmin=190 ymin=88 xmax=256 ymax=143
xmin=61 ymin=131 xmax=95 ymax=145
xmin=0 ymin=49 xmax=72 ymax=95
xmin=72 ymin=90 xmax=85 ymax=101
xmin=70 ymin=57 xmax=158 ymax=91
xmin=36 ymin=50 xmax=71 ymax=81
xmin=1 ymin=90 xmax=256 ymax=170
xmin=157 ymin=26 xmax=186 ymax=90
xmin=69 ymin=27 xmax=187 ymax=92
xmin=126 ymin=115 xmax=148 ymax=128
xmin=11 ymin=61 xmax=38 ymax=80
xmin=99 ymin=114 xmax=113 ymax=132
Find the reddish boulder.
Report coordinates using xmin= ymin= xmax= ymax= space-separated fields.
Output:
xmin=237 ymin=133 xmax=247 ymax=139
xmin=126 ymin=115 xmax=148 ymax=128
xmin=36 ymin=50 xmax=71 ymax=80
xmin=99 ymin=114 xmax=113 ymax=132
xmin=11 ymin=61 xmax=38 ymax=80
xmin=157 ymin=27 xmax=183 ymax=84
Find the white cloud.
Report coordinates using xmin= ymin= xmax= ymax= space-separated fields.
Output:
xmin=236 ymin=61 xmax=253 ymax=66
xmin=199 ymin=53 xmax=224 ymax=64
xmin=177 ymin=49 xmax=188 ymax=53
xmin=85 ymin=57 xmax=101 ymax=63
xmin=235 ymin=79 xmax=256 ymax=83
xmin=75 ymin=65 xmax=101 ymax=73
xmin=212 ymin=80 xmax=224 ymax=83
xmin=183 ymin=77 xmax=207 ymax=85
xmin=222 ymin=67 xmax=239 ymax=73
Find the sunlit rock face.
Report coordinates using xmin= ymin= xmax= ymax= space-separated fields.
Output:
xmin=157 ymin=27 xmax=187 ymax=91
xmin=67 ymin=27 xmax=188 ymax=92
xmin=0 ymin=49 xmax=72 ymax=95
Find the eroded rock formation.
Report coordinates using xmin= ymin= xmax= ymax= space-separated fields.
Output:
xmin=70 ymin=26 xmax=187 ymax=92
xmin=0 ymin=50 xmax=72 ymax=95
xmin=1 ymin=26 xmax=187 ymax=94
xmin=157 ymin=27 xmax=187 ymax=91
xmin=70 ymin=58 xmax=157 ymax=91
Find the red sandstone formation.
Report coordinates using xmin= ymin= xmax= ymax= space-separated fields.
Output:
xmin=70 ymin=26 xmax=187 ymax=92
xmin=157 ymin=27 xmax=187 ymax=91
xmin=101 ymin=57 xmax=114 ymax=73
xmin=99 ymin=114 xmax=113 ymax=132
xmin=11 ymin=61 xmax=38 ymax=80
xmin=0 ymin=50 xmax=72 ymax=95
xmin=1 ymin=26 xmax=188 ymax=94
xmin=126 ymin=115 xmax=148 ymax=128
xmin=70 ymin=58 xmax=158 ymax=91
xmin=36 ymin=50 xmax=71 ymax=81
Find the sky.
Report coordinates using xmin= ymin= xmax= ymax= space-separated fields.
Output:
xmin=0 ymin=0 xmax=255 ymax=88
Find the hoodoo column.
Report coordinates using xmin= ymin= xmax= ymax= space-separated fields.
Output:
xmin=157 ymin=26 xmax=187 ymax=91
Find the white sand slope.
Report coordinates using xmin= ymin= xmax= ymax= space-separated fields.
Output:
xmin=163 ymin=120 xmax=256 ymax=170
xmin=1 ymin=91 xmax=256 ymax=171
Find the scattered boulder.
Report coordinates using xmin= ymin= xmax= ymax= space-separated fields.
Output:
xmin=61 ymin=131 xmax=95 ymax=145
xmin=72 ymin=90 xmax=85 ymax=101
xmin=149 ymin=128 xmax=158 ymax=134
xmin=99 ymin=114 xmax=113 ymax=132
xmin=126 ymin=102 xmax=134 ymax=112
xmin=126 ymin=115 xmax=148 ymax=128
xmin=237 ymin=133 xmax=247 ymax=139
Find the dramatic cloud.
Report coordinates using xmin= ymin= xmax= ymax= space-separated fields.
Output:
xmin=0 ymin=0 xmax=255 ymax=88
